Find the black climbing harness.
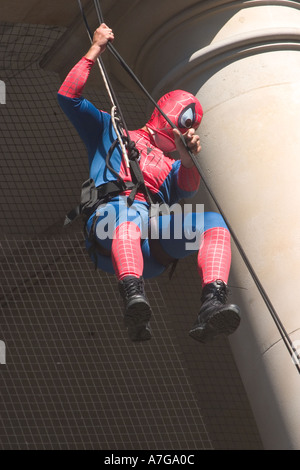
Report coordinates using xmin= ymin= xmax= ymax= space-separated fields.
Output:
xmin=64 ymin=178 xmax=136 ymax=227
xmin=73 ymin=0 xmax=300 ymax=372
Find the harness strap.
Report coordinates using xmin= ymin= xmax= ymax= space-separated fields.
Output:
xmin=104 ymin=134 xmax=155 ymax=207
xmin=123 ymin=136 xmax=155 ymax=206
xmin=64 ymin=178 xmax=136 ymax=226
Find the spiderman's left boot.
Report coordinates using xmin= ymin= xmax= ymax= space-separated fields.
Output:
xmin=189 ymin=280 xmax=241 ymax=343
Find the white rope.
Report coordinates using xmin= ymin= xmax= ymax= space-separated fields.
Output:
xmin=111 ymin=105 xmax=130 ymax=168
xmin=84 ymin=32 xmax=130 ymax=171
xmin=96 ymin=57 xmax=130 ymax=170
xmin=95 ymin=57 xmax=114 ymax=106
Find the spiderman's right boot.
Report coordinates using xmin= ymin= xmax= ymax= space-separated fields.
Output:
xmin=118 ymin=276 xmax=152 ymax=342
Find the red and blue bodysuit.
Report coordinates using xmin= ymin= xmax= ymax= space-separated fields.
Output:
xmin=58 ymin=57 xmax=232 ymax=285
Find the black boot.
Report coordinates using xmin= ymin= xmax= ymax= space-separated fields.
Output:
xmin=189 ymin=280 xmax=241 ymax=343
xmin=118 ymin=276 xmax=152 ymax=342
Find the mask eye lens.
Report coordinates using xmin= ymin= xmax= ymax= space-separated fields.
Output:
xmin=178 ymin=104 xmax=195 ymax=129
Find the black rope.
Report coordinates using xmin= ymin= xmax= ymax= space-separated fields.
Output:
xmin=94 ymin=1 xmax=179 ymax=132
xmin=77 ymin=0 xmax=129 ymax=137
xmin=79 ymin=0 xmax=300 ymax=373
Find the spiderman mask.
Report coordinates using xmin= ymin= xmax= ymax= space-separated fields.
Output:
xmin=146 ymin=90 xmax=203 ymax=153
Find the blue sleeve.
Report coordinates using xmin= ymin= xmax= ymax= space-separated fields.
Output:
xmin=57 ymin=93 xmax=104 ymax=165
xmin=57 ymin=93 xmax=123 ymax=184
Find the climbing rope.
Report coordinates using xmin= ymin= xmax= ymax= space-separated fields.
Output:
xmin=77 ymin=0 xmax=129 ymax=170
xmin=78 ymin=0 xmax=300 ymax=373
xmin=77 ymin=0 xmax=155 ymax=207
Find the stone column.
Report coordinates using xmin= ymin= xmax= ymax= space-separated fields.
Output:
xmin=128 ymin=0 xmax=300 ymax=449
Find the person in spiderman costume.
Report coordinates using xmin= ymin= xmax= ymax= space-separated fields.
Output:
xmin=57 ymin=24 xmax=241 ymax=342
